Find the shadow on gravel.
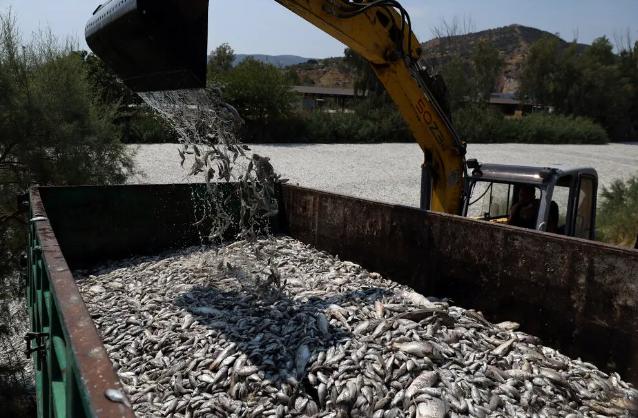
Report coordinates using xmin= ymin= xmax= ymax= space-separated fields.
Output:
xmin=174 ymin=282 xmax=389 ymax=387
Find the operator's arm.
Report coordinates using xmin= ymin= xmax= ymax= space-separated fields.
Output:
xmin=275 ymin=0 xmax=467 ymax=214
xmin=508 ymin=203 xmax=521 ymax=225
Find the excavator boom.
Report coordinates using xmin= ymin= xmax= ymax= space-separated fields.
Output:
xmin=86 ymin=0 xmax=467 ymax=214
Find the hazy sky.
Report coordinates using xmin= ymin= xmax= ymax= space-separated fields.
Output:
xmin=1 ymin=0 xmax=636 ymax=57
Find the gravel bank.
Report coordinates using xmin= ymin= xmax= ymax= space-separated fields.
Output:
xmin=77 ymin=236 xmax=636 ymax=417
xmin=129 ymin=143 xmax=638 ymax=208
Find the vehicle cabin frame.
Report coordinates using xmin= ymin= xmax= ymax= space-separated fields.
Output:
xmin=464 ymin=161 xmax=598 ymax=240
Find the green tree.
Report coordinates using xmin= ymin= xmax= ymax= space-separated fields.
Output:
xmin=472 ymin=40 xmax=503 ymax=102
xmin=208 ymin=43 xmax=236 ymax=79
xmin=570 ymin=37 xmax=631 ymax=137
xmin=519 ymin=35 xmax=564 ymax=106
xmin=83 ymin=51 xmax=139 ymax=107
xmin=597 ymin=176 xmax=638 ymax=247
xmin=220 ymin=58 xmax=294 ymax=127
xmin=520 ymin=35 xmax=636 ymax=139
xmin=441 ymin=56 xmax=474 ymax=110
xmin=519 ymin=35 xmax=586 ymax=112
xmin=343 ymin=48 xmax=384 ymax=96
xmin=617 ymin=41 xmax=638 ymax=138
xmin=433 ymin=39 xmax=502 ymax=112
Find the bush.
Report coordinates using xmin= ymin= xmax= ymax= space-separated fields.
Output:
xmin=511 ymin=113 xmax=609 ymax=144
xmin=303 ymin=112 xmax=365 ymax=142
xmin=240 ymin=116 xmax=307 ymax=142
xmin=123 ymin=111 xmax=177 ymax=144
xmin=596 ymin=176 xmax=638 ymax=247
xmin=241 ymin=100 xmax=609 ymax=145
xmin=453 ymin=106 xmax=506 ymax=143
xmin=454 ymin=106 xmax=609 ymax=144
xmin=237 ymin=96 xmax=412 ymax=143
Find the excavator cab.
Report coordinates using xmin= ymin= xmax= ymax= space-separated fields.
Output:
xmin=464 ymin=160 xmax=598 ymax=239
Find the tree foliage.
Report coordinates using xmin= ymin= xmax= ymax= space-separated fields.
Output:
xmin=300 ymin=96 xmax=411 ymax=143
xmin=83 ymin=51 xmax=139 ymax=107
xmin=215 ymin=53 xmax=294 ymax=127
xmin=520 ymin=36 xmax=638 ymax=139
xmin=597 ymin=176 xmax=638 ymax=247
xmin=343 ymin=48 xmax=384 ymax=96
xmin=440 ymin=56 xmax=474 ymax=111
xmin=200 ymin=39 xmax=625 ymax=145
xmin=0 ymin=25 xmax=134 ymax=187
xmin=472 ymin=40 xmax=504 ymax=102
xmin=208 ymin=43 xmax=236 ymax=78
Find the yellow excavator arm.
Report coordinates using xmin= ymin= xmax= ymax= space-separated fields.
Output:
xmin=85 ymin=0 xmax=467 ymax=214
xmin=274 ymin=1 xmax=467 ymax=214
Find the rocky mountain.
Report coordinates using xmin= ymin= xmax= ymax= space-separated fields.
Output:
xmin=231 ymin=54 xmax=354 ymax=87
xmin=421 ymin=24 xmax=588 ymax=93
xmin=288 ymin=57 xmax=354 ymax=88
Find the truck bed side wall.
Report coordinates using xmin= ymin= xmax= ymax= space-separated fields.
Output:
xmin=37 ymin=184 xmax=638 ymax=384
xmin=39 ymin=184 xmax=241 ymax=269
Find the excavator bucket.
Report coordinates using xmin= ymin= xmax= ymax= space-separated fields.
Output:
xmin=85 ymin=0 xmax=209 ymax=92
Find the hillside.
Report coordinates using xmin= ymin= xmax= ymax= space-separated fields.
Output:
xmin=421 ymin=24 xmax=588 ymax=93
xmin=237 ymin=25 xmax=589 ymax=93
xmin=279 ymin=24 xmax=588 ymax=93
xmin=288 ymin=57 xmax=354 ymax=88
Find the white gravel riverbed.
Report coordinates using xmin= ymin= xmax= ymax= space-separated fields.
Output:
xmin=129 ymin=143 xmax=638 ymax=208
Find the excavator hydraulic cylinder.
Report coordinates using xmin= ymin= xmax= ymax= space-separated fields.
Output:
xmin=85 ymin=0 xmax=209 ymax=92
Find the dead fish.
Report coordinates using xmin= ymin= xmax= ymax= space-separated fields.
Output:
xmin=104 ymin=388 xmax=130 ymax=407
xmin=399 ymin=291 xmax=442 ymax=309
xmin=406 ymin=371 xmax=439 ymax=399
xmin=416 ymin=398 xmax=447 ymax=418
xmin=198 ymin=373 xmax=215 ymax=384
xmin=295 ymin=344 xmax=310 ymax=377
xmin=492 ymin=338 xmax=516 ymax=356
xmin=495 ymin=321 xmax=520 ymax=331
xmin=316 ymin=313 xmax=329 ymax=337
xmin=392 ymin=341 xmax=437 ymax=358
xmin=210 ymin=343 xmax=236 ymax=370
xmin=77 ymin=235 xmax=638 ymax=418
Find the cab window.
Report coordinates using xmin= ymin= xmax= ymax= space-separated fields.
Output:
xmin=574 ymin=176 xmax=595 ymax=239
xmin=551 ymin=175 xmax=572 ymax=235
xmin=467 ymin=181 xmax=514 ymax=221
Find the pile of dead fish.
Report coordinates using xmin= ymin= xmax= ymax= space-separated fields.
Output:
xmin=76 ymin=236 xmax=637 ymax=417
